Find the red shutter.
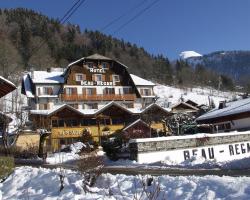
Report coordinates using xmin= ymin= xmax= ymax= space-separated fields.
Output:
xmin=92 ymin=74 xmax=95 ymax=81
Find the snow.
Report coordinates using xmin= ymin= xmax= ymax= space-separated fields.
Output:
xmin=130 ymin=74 xmax=155 ymax=86
xmin=2 ymin=166 xmax=250 ymax=199
xmin=30 ymin=71 xmax=64 ymax=84
xmin=180 ymin=51 xmax=203 ymax=59
xmin=197 ymin=97 xmax=250 ymax=121
xmin=130 ymin=130 xmax=250 ymax=143
xmin=46 ymin=142 xmax=85 ymax=164
xmin=154 ymin=85 xmax=237 ymax=108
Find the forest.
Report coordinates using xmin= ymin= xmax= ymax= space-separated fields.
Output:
xmin=0 ymin=8 xmax=236 ymax=91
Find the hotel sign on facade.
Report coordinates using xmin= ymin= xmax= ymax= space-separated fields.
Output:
xmin=81 ymin=67 xmax=114 ymax=86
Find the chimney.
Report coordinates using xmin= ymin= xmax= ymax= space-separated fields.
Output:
xmin=218 ymin=101 xmax=226 ymax=109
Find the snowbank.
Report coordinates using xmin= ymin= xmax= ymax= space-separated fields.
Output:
xmin=46 ymin=142 xmax=85 ymax=164
xmin=2 ymin=166 xmax=250 ymax=199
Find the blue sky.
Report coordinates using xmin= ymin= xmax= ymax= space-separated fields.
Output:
xmin=0 ymin=0 xmax=250 ymax=59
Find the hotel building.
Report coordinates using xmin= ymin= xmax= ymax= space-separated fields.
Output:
xmin=21 ymin=54 xmax=170 ymax=151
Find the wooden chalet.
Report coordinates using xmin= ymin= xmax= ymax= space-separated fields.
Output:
xmin=21 ymin=54 xmax=174 ymax=151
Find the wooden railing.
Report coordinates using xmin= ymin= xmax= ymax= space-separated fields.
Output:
xmin=61 ymin=94 xmax=136 ymax=101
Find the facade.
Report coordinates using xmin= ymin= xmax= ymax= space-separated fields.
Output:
xmin=196 ymin=98 xmax=250 ymax=133
xmin=21 ymin=54 xmax=170 ymax=151
xmin=22 ymin=54 xmax=155 ymax=111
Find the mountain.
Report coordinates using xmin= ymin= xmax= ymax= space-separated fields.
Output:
xmin=0 ymin=8 xmax=173 ymax=85
xmin=179 ymin=51 xmax=202 ymax=59
xmin=183 ymin=51 xmax=250 ymax=85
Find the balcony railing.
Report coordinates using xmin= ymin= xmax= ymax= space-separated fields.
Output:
xmin=61 ymin=94 xmax=136 ymax=101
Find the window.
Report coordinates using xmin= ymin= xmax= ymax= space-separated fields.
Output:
xmin=100 ymin=119 xmax=111 ymax=125
xmin=112 ymin=118 xmax=123 ymax=125
xmin=65 ymin=119 xmax=78 ymax=127
xmin=38 ymin=87 xmax=53 ymax=95
xmin=65 ymin=88 xmax=77 ymax=95
xmin=87 ymin=62 xmax=94 ymax=68
xmin=123 ymin=88 xmax=132 ymax=94
xmin=86 ymin=88 xmax=96 ymax=95
xmin=103 ymin=88 xmax=115 ymax=95
xmin=102 ymin=62 xmax=108 ymax=69
xmin=80 ymin=118 xmax=97 ymax=126
xmin=39 ymin=104 xmax=48 ymax=110
xmin=58 ymin=120 xmax=64 ymax=127
xmin=75 ymin=74 xmax=84 ymax=81
xmin=52 ymin=120 xmax=58 ymax=127
xmin=140 ymin=88 xmax=152 ymax=96
xmin=112 ymin=75 xmax=120 ymax=82
xmin=94 ymin=74 xmax=102 ymax=81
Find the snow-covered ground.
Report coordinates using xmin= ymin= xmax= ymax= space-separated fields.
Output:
xmin=1 ymin=166 xmax=250 ymax=199
xmin=46 ymin=142 xmax=86 ymax=164
xmin=154 ymin=85 xmax=238 ymax=108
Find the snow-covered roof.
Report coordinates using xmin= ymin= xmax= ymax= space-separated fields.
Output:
xmin=171 ymin=102 xmax=200 ymax=111
xmin=130 ymin=74 xmax=155 ymax=86
xmin=196 ymin=97 xmax=250 ymax=122
xmin=95 ymin=101 xmax=134 ymax=115
xmin=0 ymin=76 xmax=16 ymax=98
xmin=141 ymin=103 xmax=171 ymax=114
xmin=30 ymin=71 xmax=64 ymax=84
xmin=179 ymin=51 xmax=202 ymax=59
xmin=123 ymin=119 xmax=149 ymax=131
xmin=0 ymin=76 xmax=16 ymax=88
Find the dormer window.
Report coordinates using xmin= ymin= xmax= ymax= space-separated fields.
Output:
xmin=102 ymin=62 xmax=108 ymax=69
xmin=87 ymin=62 xmax=94 ymax=68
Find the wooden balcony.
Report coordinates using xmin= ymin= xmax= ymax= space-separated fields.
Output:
xmin=61 ymin=94 xmax=136 ymax=101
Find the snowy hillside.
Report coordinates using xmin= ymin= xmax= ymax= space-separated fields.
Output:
xmin=179 ymin=51 xmax=202 ymax=59
xmin=154 ymin=85 xmax=238 ymax=108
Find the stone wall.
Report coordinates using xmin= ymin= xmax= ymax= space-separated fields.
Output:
xmin=129 ymin=132 xmax=250 ymax=161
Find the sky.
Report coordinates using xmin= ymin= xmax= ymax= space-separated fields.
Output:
xmin=0 ymin=0 xmax=250 ymax=59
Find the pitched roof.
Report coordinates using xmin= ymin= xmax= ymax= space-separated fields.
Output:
xmin=86 ymin=53 xmax=112 ymax=60
xmin=30 ymin=71 xmax=64 ymax=84
xmin=95 ymin=101 xmax=133 ymax=116
xmin=141 ymin=103 xmax=171 ymax=114
xmin=130 ymin=74 xmax=155 ymax=86
xmin=122 ymin=119 xmax=150 ymax=131
xmin=196 ymin=97 xmax=250 ymax=122
xmin=0 ymin=76 xmax=16 ymax=98
xmin=171 ymin=102 xmax=200 ymax=112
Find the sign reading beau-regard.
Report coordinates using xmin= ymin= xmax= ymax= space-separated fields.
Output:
xmin=81 ymin=67 xmax=114 ymax=86
xmin=135 ymin=141 xmax=250 ymax=164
